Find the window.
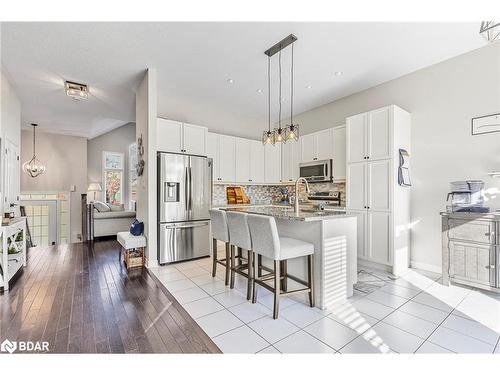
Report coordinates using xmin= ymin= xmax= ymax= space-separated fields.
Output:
xmin=129 ymin=143 xmax=138 ymax=209
xmin=103 ymin=151 xmax=124 ymax=205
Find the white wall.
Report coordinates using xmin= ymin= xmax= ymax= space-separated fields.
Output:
xmin=292 ymin=43 xmax=500 ymax=271
xmin=135 ymin=69 xmax=157 ymax=266
xmin=20 ymin=130 xmax=87 ymax=243
xmin=1 ymin=70 xmax=22 ymax=216
xmin=87 ymin=122 xmax=136 ymax=206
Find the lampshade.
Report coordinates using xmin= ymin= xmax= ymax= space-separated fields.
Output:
xmin=88 ymin=183 xmax=102 ymax=192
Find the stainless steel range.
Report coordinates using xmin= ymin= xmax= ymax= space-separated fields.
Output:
xmin=157 ymin=152 xmax=212 ymax=264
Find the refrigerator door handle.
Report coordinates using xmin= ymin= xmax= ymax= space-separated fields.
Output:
xmin=189 ymin=166 xmax=193 ymax=213
xmin=184 ymin=166 xmax=189 ymax=212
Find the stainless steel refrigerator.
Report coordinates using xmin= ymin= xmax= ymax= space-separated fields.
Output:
xmin=158 ymin=152 xmax=212 ymax=264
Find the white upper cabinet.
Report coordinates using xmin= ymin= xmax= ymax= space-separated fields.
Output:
xmin=300 ymin=129 xmax=334 ymax=162
xmin=332 ymin=125 xmax=346 ymax=180
xmin=347 ymin=106 xmax=392 ymax=163
xmin=315 ymin=128 xmax=334 ymax=160
xmin=156 ymin=118 xmax=207 ymax=156
xmin=346 ymin=113 xmax=367 ymax=163
xmin=367 ymin=107 xmax=391 ymax=160
xmin=207 ymin=132 xmax=218 ymax=179
xmin=157 ymin=118 xmax=183 ymax=153
xmin=249 ymin=140 xmax=265 ymax=183
xmin=217 ymin=135 xmax=236 ymax=182
xmin=183 ymin=122 xmax=207 ymax=155
xmin=235 ymin=138 xmax=251 ymax=182
xmin=265 ymin=143 xmax=282 ymax=183
xmin=281 ymin=140 xmax=301 ymax=183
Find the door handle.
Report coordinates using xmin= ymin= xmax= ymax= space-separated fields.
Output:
xmin=185 ymin=167 xmax=189 ymax=211
xmin=188 ymin=166 xmax=193 ymax=212
xmin=166 ymin=222 xmax=209 ymax=229
xmin=485 ymin=265 xmax=496 ymax=269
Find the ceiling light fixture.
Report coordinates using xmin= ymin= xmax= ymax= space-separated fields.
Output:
xmin=23 ymin=123 xmax=46 ymax=178
xmin=480 ymin=21 xmax=500 ymax=41
xmin=64 ymin=80 xmax=89 ymax=100
xmin=227 ymin=78 xmax=234 ymax=84
xmin=306 ymin=85 xmax=312 ymax=89
xmin=334 ymin=71 xmax=343 ymax=76
xmin=256 ymin=89 xmax=263 ymax=93
xmin=262 ymin=34 xmax=299 ymax=145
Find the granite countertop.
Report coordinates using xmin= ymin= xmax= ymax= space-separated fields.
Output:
xmin=440 ymin=211 xmax=500 ymax=220
xmin=221 ymin=205 xmax=355 ymax=222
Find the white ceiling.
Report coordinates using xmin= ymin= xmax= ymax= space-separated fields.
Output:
xmin=1 ymin=22 xmax=487 ymax=139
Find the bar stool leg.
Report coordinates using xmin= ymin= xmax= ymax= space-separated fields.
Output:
xmin=307 ymin=254 xmax=315 ymax=307
xmin=273 ymin=260 xmax=280 ymax=319
xmin=246 ymin=251 xmax=253 ymax=300
xmin=257 ymin=254 xmax=262 ymax=277
xmin=212 ymin=238 xmax=217 ymax=277
xmin=280 ymin=260 xmax=288 ymax=292
xmin=230 ymin=245 xmax=236 ymax=289
xmin=237 ymin=247 xmax=243 ymax=266
xmin=252 ymin=255 xmax=258 ymax=304
xmin=224 ymin=242 xmax=231 ymax=286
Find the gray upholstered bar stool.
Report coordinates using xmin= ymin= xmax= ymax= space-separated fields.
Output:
xmin=209 ymin=209 xmax=230 ymax=285
xmin=226 ymin=211 xmax=253 ymax=300
xmin=247 ymin=214 xmax=315 ymax=319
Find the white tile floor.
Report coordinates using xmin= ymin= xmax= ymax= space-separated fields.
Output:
xmin=149 ymin=248 xmax=500 ymax=354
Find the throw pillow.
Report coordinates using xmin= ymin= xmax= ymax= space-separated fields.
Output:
xmin=93 ymin=201 xmax=111 ymax=212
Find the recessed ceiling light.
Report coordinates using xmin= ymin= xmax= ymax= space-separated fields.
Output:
xmin=65 ymin=80 xmax=88 ymax=100
xmin=334 ymin=71 xmax=343 ymax=76
xmin=256 ymin=89 xmax=263 ymax=93
xmin=227 ymin=79 xmax=234 ymax=84
xmin=306 ymin=85 xmax=313 ymax=89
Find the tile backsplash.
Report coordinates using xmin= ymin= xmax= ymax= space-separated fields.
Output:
xmin=212 ymin=182 xmax=346 ymax=207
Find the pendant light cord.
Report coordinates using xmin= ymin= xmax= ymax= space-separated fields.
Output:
xmin=268 ymin=56 xmax=271 ymax=133
xmin=33 ymin=124 xmax=36 ymax=158
xmin=291 ymin=42 xmax=294 ymax=127
xmin=278 ymin=49 xmax=282 ymax=130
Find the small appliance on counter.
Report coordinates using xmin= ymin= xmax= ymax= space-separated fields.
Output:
xmin=446 ymin=180 xmax=489 ymax=213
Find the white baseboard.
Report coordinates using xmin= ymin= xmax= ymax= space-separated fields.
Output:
xmin=146 ymin=258 xmax=159 ymax=268
xmin=410 ymin=260 xmax=441 ymax=274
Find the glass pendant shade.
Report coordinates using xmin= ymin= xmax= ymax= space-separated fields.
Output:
xmin=480 ymin=21 xmax=500 ymax=41
xmin=23 ymin=123 xmax=46 ymax=178
xmin=262 ymin=130 xmax=275 ymax=145
xmin=23 ymin=156 xmax=46 ymax=178
xmin=285 ymin=123 xmax=299 ymax=141
xmin=274 ymin=127 xmax=286 ymax=144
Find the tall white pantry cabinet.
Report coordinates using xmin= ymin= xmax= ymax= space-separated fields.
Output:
xmin=346 ymin=105 xmax=411 ymax=276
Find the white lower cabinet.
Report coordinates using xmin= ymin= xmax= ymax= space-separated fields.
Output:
xmin=367 ymin=211 xmax=391 ymax=265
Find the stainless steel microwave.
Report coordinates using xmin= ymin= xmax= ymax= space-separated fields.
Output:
xmin=299 ymin=159 xmax=333 ymax=182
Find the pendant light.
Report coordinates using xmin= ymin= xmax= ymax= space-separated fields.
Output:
xmin=263 ymin=34 xmax=299 ymax=145
xmin=285 ymin=42 xmax=299 ymax=141
xmin=23 ymin=123 xmax=46 ymax=178
xmin=262 ymin=56 xmax=275 ymax=145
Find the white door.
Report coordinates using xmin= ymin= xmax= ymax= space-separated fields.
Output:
xmin=346 ymin=113 xmax=367 ymax=163
xmin=300 ymin=133 xmax=316 ymax=162
xmin=157 ymin=118 xmax=183 ymax=153
xmin=368 ymin=107 xmax=391 ymax=160
xmin=367 ymin=159 xmax=391 ymax=211
xmin=367 ymin=211 xmax=391 ymax=265
xmin=218 ymin=135 xmax=236 ymax=182
xmin=235 ymin=138 xmax=251 ymax=182
xmin=265 ymin=143 xmax=281 ymax=183
xmin=332 ymin=125 xmax=346 ymax=180
xmin=349 ymin=209 xmax=367 ymax=258
xmin=316 ymin=128 xmax=334 ymax=160
xmin=346 ymin=163 xmax=366 ymax=210
xmin=249 ymin=140 xmax=265 ymax=183
xmin=183 ymin=123 xmax=207 ymax=156
xmin=206 ymin=133 xmax=219 ymax=180
xmin=4 ymin=140 xmax=20 ymax=209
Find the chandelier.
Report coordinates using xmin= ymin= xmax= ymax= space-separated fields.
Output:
xmin=23 ymin=123 xmax=46 ymax=178
xmin=479 ymin=21 xmax=500 ymax=42
xmin=262 ymin=34 xmax=299 ymax=145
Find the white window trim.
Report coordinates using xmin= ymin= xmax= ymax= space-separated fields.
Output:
xmin=128 ymin=143 xmax=137 ymax=210
xmin=102 ymin=151 xmax=124 ymax=205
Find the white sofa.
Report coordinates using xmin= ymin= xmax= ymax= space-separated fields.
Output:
xmin=92 ymin=205 xmax=136 ymax=238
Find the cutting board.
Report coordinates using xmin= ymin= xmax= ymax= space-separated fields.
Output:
xmin=226 ymin=186 xmax=250 ymax=204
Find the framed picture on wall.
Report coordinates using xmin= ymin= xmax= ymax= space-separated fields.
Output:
xmin=471 ymin=113 xmax=500 ymax=135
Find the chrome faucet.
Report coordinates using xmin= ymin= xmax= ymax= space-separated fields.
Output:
xmin=294 ymin=177 xmax=310 ymax=215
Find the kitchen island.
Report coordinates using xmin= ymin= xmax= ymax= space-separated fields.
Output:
xmin=222 ymin=205 xmax=357 ymax=309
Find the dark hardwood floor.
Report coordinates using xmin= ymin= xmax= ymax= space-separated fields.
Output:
xmin=0 ymin=240 xmax=221 ymax=354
